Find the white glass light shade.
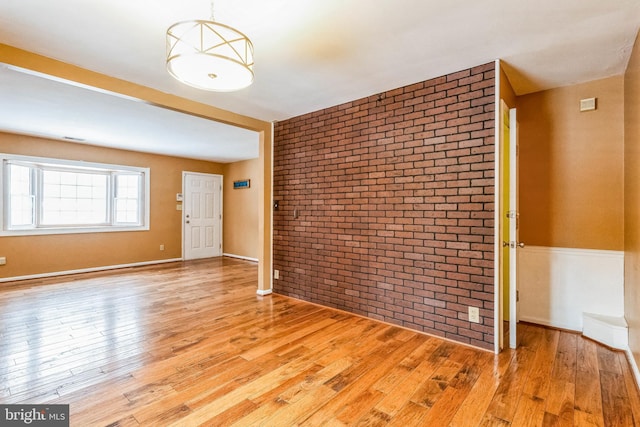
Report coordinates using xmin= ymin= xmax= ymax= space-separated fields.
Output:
xmin=166 ymin=20 xmax=254 ymax=92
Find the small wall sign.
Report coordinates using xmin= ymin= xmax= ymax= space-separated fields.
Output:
xmin=233 ymin=179 xmax=250 ymax=189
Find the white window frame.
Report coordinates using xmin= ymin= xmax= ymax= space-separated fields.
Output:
xmin=0 ymin=153 xmax=150 ymax=236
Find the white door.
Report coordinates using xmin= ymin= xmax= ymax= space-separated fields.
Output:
xmin=183 ymin=172 xmax=222 ymax=260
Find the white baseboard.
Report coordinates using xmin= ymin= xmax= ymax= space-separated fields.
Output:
xmin=0 ymin=258 xmax=183 ymax=283
xmin=518 ymin=315 xmax=579 ymax=332
xmin=625 ymin=347 xmax=640 ymax=392
xmin=256 ymin=288 xmax=272 ymax=296
xmin=223 ymin=253 xmax=259 ymax=263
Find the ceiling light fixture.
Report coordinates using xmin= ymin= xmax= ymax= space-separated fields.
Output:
xmin=166 ymin=1 xmax=254 ymax=92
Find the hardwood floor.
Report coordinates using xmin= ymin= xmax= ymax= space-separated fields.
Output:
xmin=1 ymin=258 xmax=639 ymax=426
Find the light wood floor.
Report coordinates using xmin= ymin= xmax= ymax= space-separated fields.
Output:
xmin=1 ymin=258 xmax=639 ymax=426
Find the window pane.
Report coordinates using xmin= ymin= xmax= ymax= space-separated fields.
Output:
xmin=77 ymin=173 xmax=92 ymax=186
xmin=10 ymin=164 xmax=31 ymax=193
xmin=41 ymin=170 xmax=108 ymax=225
xmin=77 ymin=185 xmax=92 ymax=198
xmin=60 ymin=172 xmax=76 ymax=185
xmin=60 ymin=183 xmax=77 ymax=198
xmin=10 ymin=195 xmax=34 ymax=226
xmin=8 ymin=164 xmax=34 ymax=227
xmin=43 ymin=183 xmax=61 ymax=197
xmin=114 ymin=174 xmax=141 ymax=224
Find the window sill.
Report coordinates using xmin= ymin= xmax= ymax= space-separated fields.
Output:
xmin=0 ymin=225 xmax=150 ymax=237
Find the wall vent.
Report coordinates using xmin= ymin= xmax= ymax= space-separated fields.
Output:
xmin=580 ymin=97 xmax=597 ymax=112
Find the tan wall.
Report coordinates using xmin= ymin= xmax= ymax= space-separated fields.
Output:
xmin=624 ymin=31 xmax=640 ymax=375
xmin=223 ymin=158 xmax=260 ymax=259
xmin=500 ymin=63 xmax=517 ymax=108
xmin=517 ymin=76 xmax=624 ymax=250
xmin=0 ymin=132 xmax=225 ymax=278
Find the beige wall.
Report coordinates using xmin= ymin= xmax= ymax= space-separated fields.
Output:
xmin=223 ymin=158 xmax=260 ymax=259
xmin=0 ymin=132 xmax=226 ymax=278
xmin=517 ymin=76 xmax=624 ymax=250
xmin=624 ymin=32 xmax=640 ymax=375
xmin=500 ymin=63 xmax=517 ymax=108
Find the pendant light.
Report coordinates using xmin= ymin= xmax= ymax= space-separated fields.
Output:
xmin=166 ymin=1 xmax=254 ymax=91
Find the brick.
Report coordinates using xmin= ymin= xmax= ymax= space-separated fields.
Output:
xmin=273 ymin=62 xmax=495 ymax=350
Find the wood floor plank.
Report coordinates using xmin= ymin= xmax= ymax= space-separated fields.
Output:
xmin=482 ymin=345 xmax=536 ymax=422
xmin=371 ymin=340 xmax=448 ymax=418
xmin=600 ymin=370 xmax=635 ymax=426
xmin=541 ymin=331 xmax=577 ymax=425
xmin=511 ymin=393 xmax=546 ymax=426
xmin=522 ymin=326 xmax=559 ymax=399
xmin=239 ymin=382 xmax=337 ymax=426
xmin=332 ymin=389 xmax=386 ymax=425
xmin=448 ymin=347 xmax=515 ymax=427
xmin=597 ymin=344 xmax=623 ymax=375
xmin=231 ymin=358 xmax=352 ymax=426
xmin=618 ymin=352 xmax=640 ymax=425
xmin=192 ymin=398 xmax=258 ymax=427
xmin=410 ymin=358 xmax=462 ymax=408
xmin=182 ymin=346 xmax=311 ymax=413
xmin=419 ymin=348 xmax=487 ymax=425
xmin=1 ymin=258 xmax=639 ymax=426
xmin=385 ymin=401 xmax=430 ymax=426
xmin=574 ymin=337 xmax=605 ymax=426
xmin=298 ymin=335 xmax=427 ymax=425
xmin=371 ymin=336 xmax=437 ymax=394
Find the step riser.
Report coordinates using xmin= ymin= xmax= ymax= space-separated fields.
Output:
xmin=582 ymin=313 xmax=628 ymax=349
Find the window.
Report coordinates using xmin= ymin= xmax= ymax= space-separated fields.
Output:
xmin=1 ymin=154 xmax=149 ymax=235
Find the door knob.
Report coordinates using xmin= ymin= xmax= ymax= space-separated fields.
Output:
xmin=186 ymin=220 xmax=190 ymax=224
xmin=504 ymin=241 xmax=525 ymax=248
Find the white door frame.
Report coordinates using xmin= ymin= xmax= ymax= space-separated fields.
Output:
xmin=182 ymin=171 xmax=223 ymax=260
xmin=497 ymin=99 xmax=507 ymax=352
xmin=508 ymin=107 xmax=519 ymax=349
xmin=496 ymin=98 xmax=520 ymax=352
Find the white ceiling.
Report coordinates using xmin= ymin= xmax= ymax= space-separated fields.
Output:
xmin=0 ymin=0 xmax=638 ymax=161
xmin=0 ymin=66 xmax=259 ymax=162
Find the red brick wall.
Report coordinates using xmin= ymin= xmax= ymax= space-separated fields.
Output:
xmin=273 ymin=63 xmax=496 ymax=349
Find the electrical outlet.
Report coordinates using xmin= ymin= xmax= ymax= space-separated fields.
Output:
xmin=274 ymin=270 xmax=280 ymax=280
xmin=0 ymin=257 xmax=5 ymax=266
xmin=469 ymin=306 xmax=480 ymax=323
xmin=160 ymin=244 xmax=165 ymax=251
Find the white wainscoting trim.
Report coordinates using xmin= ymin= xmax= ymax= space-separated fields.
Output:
xmin=518 ymin=246 xmax=624 ymax=332
xmin=0 ymin=258 xmax=183 ymax=283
